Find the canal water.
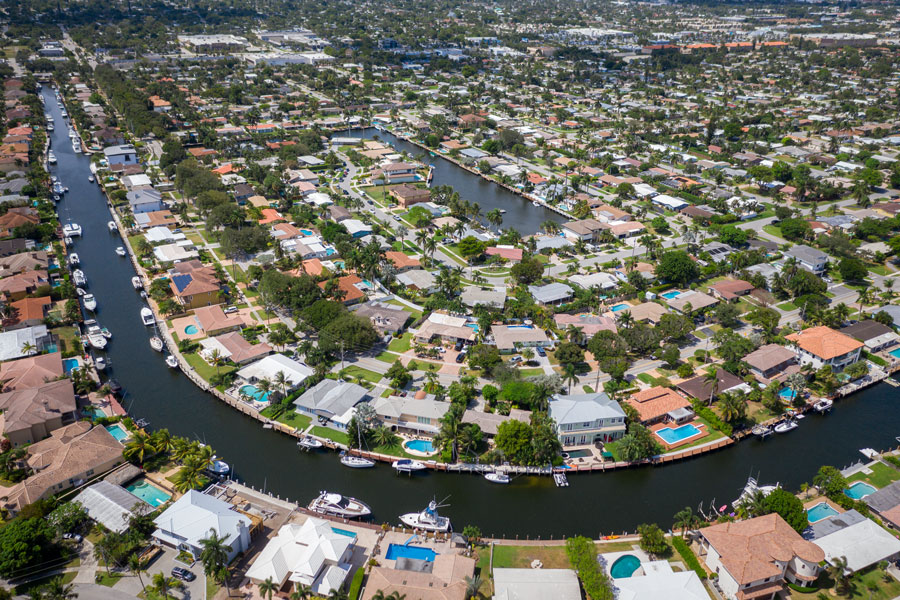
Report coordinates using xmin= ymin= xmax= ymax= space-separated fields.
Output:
xmin=45 ymin=89 xmax=900 ymax=537
xmin=340 ymin=127 xmax=566 ymax=235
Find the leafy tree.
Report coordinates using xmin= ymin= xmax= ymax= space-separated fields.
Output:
xmin=838 ymin=257 xmax=867 ymax=283
xmin=319 ymin=313 xmax=379 ymax=356
xmin=714 ymin=302 xmax=742 ymax=328
xmin=655 ymin=251 xmax=699 ymax=286
xmin=661 ymin=344 xmax=680 ymax=369
xmin=511 ymin=256 xmax=545 ymax=285
xmin=386 ymin=360 xmax=411 ymax=389
xmin=617 ymin=424 xmax=662 ymax=462
xmin=637 ymin=523 xmax=669 ymax=556
xmin=0 ymin=517 xmax=53 ymax=578
xmin=494 ymin=420 xmax=533 ymax=465
xmin=780 ymin=218 xmax=811 ymax=241
xmin=555 ymin=342 xmax=584 ymax=370
xmin=718 ymin=225 xmax=748 ymax=246
xmin=762 ymin=488 xmax=808 ymax=533
xmin=47 ymin=502 xmax=89 ymax=536
xmin=467 ymin=344 xmax=501 ymax=374
xmin=813 ymin=466 xmax=847 ymax=497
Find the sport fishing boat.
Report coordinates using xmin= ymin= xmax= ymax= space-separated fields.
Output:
xmin=392 ymin=458 xmax=427 ymax=473
xmin=72 ymin=269 xmax=87 ymax=287
xmin=62 ymin=223 xmax=82 ymax=237
xmin=297 ymin=436 xmax=324 ymax=450
xmin=399 ymin=499 xmax=451 ymax=532
xmin=82 ymin=320 xmax=108 ymax=350
xmin=814 ymin=398 xmax=833 ymax=413
xmin=68 ymin=253 xmax=79 ymax=266
xmin=308 ymin=491 xmax=372 ymax=519
xmin=484 ymin=472 xmax=510 ymax=484
xmin=140 ymin=307 xmax=155 ymax=325
xmin=132 ymin=276 xmax=143 ymax=290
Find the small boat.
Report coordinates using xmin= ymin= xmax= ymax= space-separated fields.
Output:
xmin=499 ymin=209 xmax=506 ymax=214
xmin=87 ymin=175 xmax=94 ymax=183
xmin=132 ymin=276 xmax=143 ymax=290
xmin=308 ymin=491 xmax=372 ymax=519
xmin=73 ymin=269 xmax=87 ymax=286
xmin=149 ymin=336 xmax=164 ymax=352
xmin=814 ymin=398 xmax=833 ymax=412
xmin=115 ymin=247 xmax=126 ymax=257
xmin=47 ymin=151 xmax=57 ymax=164
xmin=340 ymin=452 xmax=376 ymax=469
xmin=82 ymin=294 xmax=97 ymax=311
xmin=208 ymin=459 xmax=230 ymax=475
xmin=140 ymin=307 xmax=155 ymax=325
xmin=297 ymin=436 xmax=324 ymax=450
xmin=392 ymin=458 xmax=427 ymax=473
xmin=108 ymin=221 xmax=117 ymax=232
xmin=63 ymin=223 xmax=82 ymax=237
xmin=774 ymin=419 xmax=798 ymax=434
xmin=399 ymin=499 xmax=451 ymax=532
xmin=485 ymin=472 xmax=510 ymax=484
xmin=752 ymin=424 xmax=772 ymax=438
xmin=165 ymin=355 xmax=179 ymax=369
xmin=68 ymin=253 xmax=79 ymax=266
xmin=95 ymin=356 xmax=107 ymax=371
xmin=532 ymin=200 xmax=540 ymax=207
xmin=76 ymin=287 xmax=87 ymax=297
xmin=64 ymin=236 xmax=72 ymax=246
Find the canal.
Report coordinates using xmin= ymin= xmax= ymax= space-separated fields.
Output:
xmin=45 ymin=89 xmax=900 ymax=538
xmin=340 ymin=127 xmax=566 ymax=235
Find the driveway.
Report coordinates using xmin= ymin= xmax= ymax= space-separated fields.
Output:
xmin=111 ymin=547 xmax=206 ymax=600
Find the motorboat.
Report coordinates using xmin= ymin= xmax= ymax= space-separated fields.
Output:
xmin=399 ymin=500 xmax=451 ymax=532
xmin=165 ymin=355 xmax=179 ymax=369
xmin=140 ymin=307 xmax=155 ymax=325
xmin=95 ymin=356 xmax=107 ymax=371
xmin=76 ymin=287 xmax=87 ymax=297
xmin=485 ymin=472 xmax=510 ymax=484
xmin=340 ymin=452 xmax=376 ymax=469
xmin=53 ymin=183 xmax=65 ymax=195
xmin=87 ymin=175 xmax=94 ymax=183
xmin=814 ymin=398 xmax=833 ymax=413
xmin=774 ymin=419 xmax=798 ymax=434
xmin=108 ymin=221 xmax=117 ymax=232
xmin=149 ymin=336 xmax=164 ymax=352
xmin=82 ymin=294 xmax=97 ymax=311
xmin=732 ymin=477 xmax=780 ymax=508
xmin=751 ymin=424 xmax=772 ymax=438
xmin=308 ymin=491 xmax=372 ymax=519
xmin=393 ymin=458 xmax=427 ymax=473
xmin=47 ymin=151 xmax=56 ymax=164
xmin=73 ymin=269 xmax=87 ymax=286
xmin=297 ymin=436 xmax=324 ymax=450
xmin=64 ymin=236 xmax=72 ymax=246
xmin=208 ymin=459 xmax=230 ymax=475
xmin=83 ymin=322 xmax=107 ymax=350
xmin=62 ymin=223 xmax=82 ymax=237
xmin=115 ymin=247 xmax=126 ymax=257
xmin=132 ymin=276 xmax=143 ymax=290
xmin=72 ymin=142 xmax=81 ymax=154
xmin=532 ymin=200 xmax=540 ymax=207
xmin=68 ymin=253 xmax=79 ymax=266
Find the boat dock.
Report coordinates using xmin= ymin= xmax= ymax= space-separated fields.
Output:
xmin=553 ymin=472 xmax=569 ymax=487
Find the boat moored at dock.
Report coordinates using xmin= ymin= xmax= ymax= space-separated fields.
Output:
xmin=308 ymin=491 xmax=372 ymax=519
xmin=399 ymin=499 xmax=451 ymax=532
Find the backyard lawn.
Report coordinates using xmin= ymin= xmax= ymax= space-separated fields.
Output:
xmin=182 ymin=352 xmax=236 ymax=382
xmin=311 ymin=426 xmax=349 ymax=445
xmin=847 ymin=461 xmax=900 ymax=489
xmin=340 ymin=365 xmax=384 ymax=384
xmin=261 ymin=407 xmax=312 ymax=431
xmin=491 ymin=544 xmax=571 ymax=569
xmin=788 ymin=568 xmax=900 ymax=600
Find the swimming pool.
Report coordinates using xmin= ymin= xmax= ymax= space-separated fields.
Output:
xmin=126 ymin=480 xmax=172 ymax=507
xmin=405 ymin=439 xmax=436 ymax=453
xmin=62 ymin=358 xmax=80 ymax=374
xmin=385 ymin=544 xmax=437 ymax=562
xmin=610 ymin=555 xmax=642 ymax=578
xmin=331 ymin=527 xmax=357 ymax=538
xmin=610 ymin=303 xmax=629 ymax=312
xmin=890 ymin=348 xmax=900 ymax=359
xmin=240 ymin=384 xmax=269 ymax=403
xmin=326 ymin=248 xmax=336 ymax=256
xmin=564 ymin=449 xmax=592 ymax=459
xmin=300 ymin=229 xmax=314 ymax=236
xmin=361 ymin=279 xmax=374 ymax=289
xmin=845 ymin=481 xmax=877 ymax=500
xmin=507 ymin=324 xmax=534 ymax=330
xmin=807 ymin=502 xmax=839 ymax=523
xmin=779 ymin=387 xmax=797 ymax=401
xmin=184 ymin=324 xmax=199 ymax=335
xmin=661 ymin=291 xmax=682 ymax=299
xmin=105 ymin=424 xmax=129 ymax=442
xmin=465 ymin=323 xmax=479 ymax=332
xmin=83 ymin=406 xmax=105 ymax=420
xmin=655 ymin=423 xmax=702 ymax=445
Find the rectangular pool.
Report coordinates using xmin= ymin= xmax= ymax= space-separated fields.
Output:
xmin=610 ymin=303 xmax=630 ymax=312
xmin=779 ymin=387 xmax=797 ymax=401
xmin=807 ymin=502 xmax=839 ymax=523
xmin=890 ymin=348 xmax=900 ymax=359
xmin=331 ymin=527 xmax=358 ymax=538
xmin=565 ymin=449 xmax=593 ymax=458
xmin=385 ymin=543 xmax=437 ymax=562
xmin=655 ymin=423 xmax=702 ymax=445
xmin=105 ymin=424 xmax=129 ymax=442
xmin=845 ymin=481 xmax=877 ymax=500
xmin=63 ymin=358 xmax=80 ymax=374
xmin=661 ymin=291 xmax=682 ymax=299
xmin=125 ymin=479 xmax=172 ymax=507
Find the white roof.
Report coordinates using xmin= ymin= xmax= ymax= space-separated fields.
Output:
xmin=73 ymin=481 xmax=148 ymax=533
xmin=814 ymin=518 xmax=900 ymax=574
xmin=0 ymin=325 xmax=48 ymax=362
xmin=614 ymin=568 xmax=709 ymax=600
xmin=549 ymin=392 xmax=625 ymax=426
xmin=153 ymin=490 xmax=250 ymax=550
xmin=493 ymin=568 xmax=581 ymax=600
xmin=343 ymin=219 xmax=371 ymax=235
xmin=426 ymin=312 xmax=468 ymax=328
xmin=145 ymin=226 xmax=177 ymax=243
xmin=652 ymin=194 xmax=688 ymax=209
xmin=236 ymin=354 xmax=313 ymax=386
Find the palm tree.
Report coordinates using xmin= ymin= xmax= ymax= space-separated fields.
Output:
xmin=826 ymin=555 xmax=851 ymax=596
xmin=44 ymin=577 xmax=77 ymax=600
xmin=851 ymin=179 xmax=870 ymax=207
xmin=486 ymin=208 xmax=503 ymax=230
xmin=151 ymin=429 xmax=173 ymax=454
xmin=208 ymin=348 xmax=223 ymax=375
xmin=128 ymin=556 xmax=148 ymax=593
xmin=672 ymin=507 xmax=698 ymax=538
xmin=150 ymin=573 xmax=179 ymax=600
xmin=273 ymin=371 xmax=289 ymax=396
xmin=371 ymin=426 xmax=399 ymax=448
xmin=123 ymin=431 xmax=157 ymax=467
xmin=719 ymin=392 xmax=747 ymax=424
xmin=289 ymin=584 xmax=313 ymax=600
xmin=199 ymin=529 xmax=232 ymax=594
xmin=464 ymin=575 xmax=482 ymax=599
xmin=563 ymin=363 xmax=578 ymax=394
xmin=20 ymin=341 xmax=36 ymax=356
xmin=258 ymin=577 xmax=279 ymax=600
xmin=703 ymin=369 xmax=719 ymax=406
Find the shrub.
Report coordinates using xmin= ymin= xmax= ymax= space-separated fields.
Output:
xmin=347 ymin=567 xmax=364 ymax=600
xmin=787 ymin=582 xmax=818 ymax=593
xmin=691 ymin=401 xmax=733 ymax=436
xmin=565 ymin=536 xmax=614 ymax=600
xmin=671 ymin=536 xmax=706 ymax=580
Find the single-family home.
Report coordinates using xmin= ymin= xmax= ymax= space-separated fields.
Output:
xmin=491 ymin=324 xmax=551 ymax=352
xmin=396 ymin=269 xmax=438 ymax=294
xmin=528 ymin=282 xmax=574 ymax=306
xmin=414 ymin=313 xmax=477 ymax=345
xmin=294 ymin=379 xmax=368 ymax=430
xmin=492 ymin=568 xmax=581 ymax=600
xmin=372 ymin=393 xmax=449 ymax=435
xmin=362 ymin=554 xmax=475 ymax=600
xmin=625 ymin=386 xmax=692 ymax=426
xmin=73 ymin=481 xmax=149 ymax=534
xmin=152 ymin=490 xmax=252 ymax=562
xmin=237 ymin=355 xmax=313 ymax=392
xmin=708 ymin=280 xmax=755 ymax=302
xmin=103 ymin=144 xmax=138 ymax=166
xmin=840 ymin=320 xmax=900 ymax=353
xmin=168 ymin=261 xmax=221 ymax=309
xmin=742 ymin=344 xmax=798 ymax=381
xmin=0 ymin=352 xmax=63 ymax=391
xmin=460 ymin=287 xmax=507 ymax=310
xmin=127 ymin=188 xmax=164 ymax=214
xmin=613 ymin=561 xmax=709 ymax=600
xmin=548 ymin=392 xmax=626 ymax=447
xmin=785 ymin=326 xmax=863 ymax=371
xmin=390 ymin=184 xmax=430 ymax=208
xmin=0 ymin=379 xmax=77 ymax=447
xmin=665 ymin=290 xmax=719 ymax=314
xmin=192 ymin=305 xmax=245 ymax=336
xmin=676 ymin=369 xmax=750 ymax=403
xmin=200 ymin=332 xmax=272 ymax=365
xmin=809 ymin=509 xmax=900 ymax=575
xmin=785 ymin=245 xmax=828 ymax=275
xmin=353 ymin=302 xmax=411 ymax=334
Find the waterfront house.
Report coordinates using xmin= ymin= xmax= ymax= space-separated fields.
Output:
xmin=0 ymin=250 xmax=48 ymax=277
xmin=863 ymin=481 xmax=900 ymax=530
xmin=73 ymin=480 xmax=149 ymax=534
xmin=491 ymin=324 xmax=551 ymax=352
xmin=192 ymin=305 xmax=245 ymax=336
xmin=461 ymin=408 xmax=530 ymax=438
xmin=785 ymin=326 xmax=863 ymax=371
xmin=492 ymin=568 xmax=581 ymax=600
xmin=103 ymin=144 xmax=138 ymax=166
xmin=676 ymin=369 xmax=749 ymax=403
xmin=742 ymin=344 xmax=798 ymax=381
xmin=390 ymin=184 xmax=430 ymax=207
xmin=697 ymin=514 xmax=824 ymax=600
xmin=0 ymin=269 xmax=49 ymax=300
xmin=5 ymin=296 xmax=51 ymax=330
xmin=127 ymin=188 xmax=164 ymax=214
xmin=625 ymin=386 xmax=692 ymax=426
xmin=237 ymin=355 xmax=313 ymax=392
xmin=200 ymin=332 xmax=272 ymax=366
xmin=548 ymin=392 xmax=626 ymax=447
xmin=372 ymin=392 xmax=449 ymax=435
xmin=808 ymin=510 xmax=900 ymax=575
xmin=168 ymin=261 xmax=221 ymax=309
xmin=0 ymin=208 xmax=38 ymax=239
xmin=294 ymin=379 xmax=368 ymax=430
xmin=246 ymin=517 xmax=355 ymax=597
xmin=0 ymin=325 xmax=52 ymax=361
xmin=840 ymin=320 xmax=900 ymax=352
xmin=361 ymin=553 xmax=475 ymax=600
xmin=785 ymin=245 xmax=828 ymax=275
xmin=612 ymin=561 xmax=709 ymax=600
xmin=0 ymin=352 xmax=63 ymax=391
xmin=0 ymin=422 xmax=124 ymax=514
xmin=152 ymin=490 xmax=251 ymax=562
xmin=153 ymin=242 xmax=200 ymax=264
xmin=0 ymin=379 xmax=77 ymax=447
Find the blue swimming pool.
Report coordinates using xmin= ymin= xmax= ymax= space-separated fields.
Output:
xmin=890 ymin=348 xmax=900 ymax=359
xmin=610 ymin=555 xmax=642 ymax=578
xmin=105 ymin=424 xmax=129 ymax=442
xmin=610 ymin=303 xmax=629 ymax=312
xmin=300 ymin=229 xmax=314 ymax=236
xmin=807 ymin=502 xmax=839 ymax=523
xmin=386 ymin=544 xmax=437 ymax=562
xmin=83 ymin=406 xmax=105 ymax=420
xmin=240 ymin=384 xmax=269 ymax=403
xmin=845 ymin=481 xmax=877 ymax=500
xmin=654 ymin=423 xmax=702 ymax=445
xmin=126 ymin=480 xmax=172 ymax=507
xmin=405 ymin=439 xmax=435 ymax=453
xmin=465 ymin=323 xmax=479 ymax=332
xmin=326 ymin=248 xmax=336 ymax=256
xmin=62 ymin=358 xmax=80 ymax=374
xmin=332 ymin=527 xmax=357 ymax=538
xmin=779 ymin=387 xmax=797 ymax=401
xmin=184 ymin=324 xmax=199 ymax=335
xmin=507 ymin=324 xmax=533 ymax=329
xmin=661 ymin=291 xmax=682 ymax=299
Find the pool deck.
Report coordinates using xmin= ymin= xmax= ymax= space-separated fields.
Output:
xmin=170 ymin=315 xmax=206 ymax=340
xmin=401 ymin=435 xmax=440 ymax=457
xmin=649 ymin=419 xmax=707 ymax=450
xmin=803 ymin=497 xmax=844 ymax=517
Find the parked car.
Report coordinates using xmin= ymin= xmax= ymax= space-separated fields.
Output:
xmin=509 ymin=355 xmax=523 ymax=364
xmin=455 ymin=351 xmax=467 ymax=364
xmin=172 ymin=567 xmax=196 ymax=582
xmin=62 ymin=533 xmax=82 ymax=543
xmin=223 ymin=305 xmax=239 ymax=314
xmin=535 ymin=346 xmax=546 ymax=357
xmin=454 ymin=339 xmax=465 ymax=351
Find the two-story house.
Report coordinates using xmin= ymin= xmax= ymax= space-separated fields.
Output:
xmin=548 ymin=392 xmax=626 ymax=447
xmin=785 ymin=244 xmax=828 ymax=275
xmin=698 ymin=514 xmax=823 ymax=600
xmin=103 ymin=144 xmax=138 ymax=166
xmin=372 ymin=392 xmax=449 ymax=435
xmin=785 ymin=326 xmax=863 ymax=371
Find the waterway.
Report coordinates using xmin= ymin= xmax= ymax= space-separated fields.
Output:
xmin=44 ymin=88 xmax=900 ymax=538
xmin=339 ymin=127 xmax=566 ymax=235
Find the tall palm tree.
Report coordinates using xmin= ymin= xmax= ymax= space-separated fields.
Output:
xmin=289 ymin=585 xmax=313 ymax=600
xmin=464 ymin=575 xmax=482 ymax=599
xmin=486 ymin=208 xmax=503 ymax=230
xmin=563 ymin=363 xmax=579 ymax=394
xmin=199 ymin=529 xmax=232 ymax=594
xmin=826 ymin=555 xmax=851 ymax=595
xmin=151 ymin=429 xmax=173 ymax=454
xmin=150 ymin=573 xmax=179 ymax=600
xmin=208 ymin=348 xmax=223 ymax=375
xmin=123 ymin=432 xmax=157 ymax=467
xmin=672 ymin=507 xmax=698 ymax=538
xmin=273 ymin=371 xmax=289 ymax=396
xmin=703 ymin=370 xmax=719 ymax=406
xmin=258 ymin=577 xmax=279 ymax=600
xmin=128 ymin=555 xmax=148 ymax=593
xmin=44 ymin=577 xmax=77 ymax=600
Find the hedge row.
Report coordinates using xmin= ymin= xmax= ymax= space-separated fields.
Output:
xmin=691 ymin=401 xmax=733 ymax=437
xmin=671 ymin=536 xmax=707 ymax=580
xmin=565 ymin=536 xmax=614 ymax=600
xmin=347 ymin=567 xmax=364 ymax=600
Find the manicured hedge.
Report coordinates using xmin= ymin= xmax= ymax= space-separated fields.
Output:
xmin=671 ymin=536 xmax=707 ymax=580
xmin=787 ymin=582 xmax=818 ymax=593
xmin=347 ymin=567 xmax=364 ymax=600
xmin=565 ymin=536 xmax=613 ymax=600
xmin=691 ymin=401 xmax=733 ymax=437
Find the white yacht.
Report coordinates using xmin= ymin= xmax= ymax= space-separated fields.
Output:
xmin=485 ymin=472 xmax=510 ymax=484
xmin=814 ymin=398 xmax=833 ymax=413
xmin=308 ymin=491 xmax=372 ymax=519
xmin=297 ymin=436 xmax=324 ymax=450
xmin=774 ymin=419 xmax=798 ymax=434
xmin=62 ymin=223 xmax=82 ymax=237
xmin=83 ymin=321 xmax=107 ymax=350
xmin=82 ymin=294 xmax=97 ymax=311
xmin=399 ymin=500 xmax=451 ymax=532
xmin=47 ymin=151 xmax=57 ymax=164
xmin=72 ymin=142 xmax=81 ymax=154
xmin=73 ymin=269 xmax=87 ymax=287
xmin=115 ymin=247 xmax=126 ymax=257
xmin=340 ymin=451 xmax=376 ymax=469
xmin=132 ymin=276 xmax=143 ymax=290
xmin=88 ymin=175 xmax=94 ymax=183
xmin=149 ymin=336 xmax=164 ymax=352
xmin=392 ymin=459 xmax=427 ymax=473
xmin=95 ymin=356 xmax=107 ymax=371
xmin=68 ymin=253 xmax=79 ymax=266
xmin=140 ymin=307 xmax=155 ymax=326
xmin=108 ymin=221 xmax=117 ymax=232
xmin=208 ymin=459 xmax=230 ymax=475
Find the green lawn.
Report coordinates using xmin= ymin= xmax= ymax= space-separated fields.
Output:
xmin=762 ymin=225 xmax=783 ymax=238
xmin=182 ymin=352 xmax=236 ymax=383
xmin=340 ymin=365 xmax=384 ymax=384
xmin=389 ymin=332 xmax=413 ymax=353
xmin=492 ymin=545 xmax=571 ymax=569
xmin=261 ymin=407 xmax=312 ymax=431
xmin=311 ymin=427 xmax=349 ymax=445
xmin=14 ymin=572 xmax=76 ymax=595
xmin=96 ymin=572 xmax=124 ymax=587
xmin=788 ymin=567 xmax=900 ymax=600
xmin=847 ymin=461 xmax=900 ymax=489
xmin=518 ymin=368 xmax=545 ymax=378
xmin=868 ymin=264 xmax=891 ymax=276
xmin=776 ymin=301 xmax=798 ymax=311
